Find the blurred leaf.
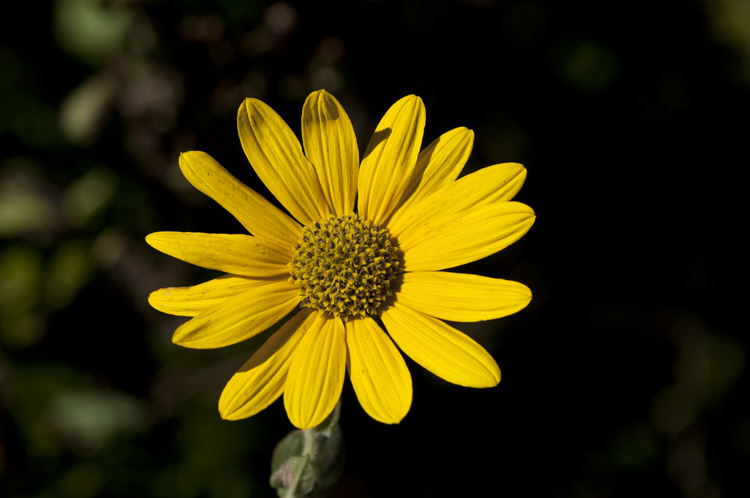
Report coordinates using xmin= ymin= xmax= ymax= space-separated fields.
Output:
xmin=53 ymin=0 xmax=133 ymax=65
xmin=0 ymin=168 xmax=58 ymax=238
xmin=62 ymin=167 xmax=118 ymax=228
xmin=46 ymin=389 xmax=150 ymax=455
xmin=44 ymin=239 xmax=95 ymax=309
xmin=0 ymin=245 xmax=44 ymax=348
xmin=10 ymin=363 xmax=95 ymax=458
xmin=59 ymin=74 xmax=117 ymax=146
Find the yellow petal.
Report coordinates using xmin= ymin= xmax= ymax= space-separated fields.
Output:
xmin=172 ymin=279 xmax=299 ymax=349
xmin=345 ymin=316 xmax=412 ymax=424
xmin=148 ymin=275 xmax=272 ymax=317
xmin=178 ymin=151 xmax=302 ymax=249
xmin=237 ymin=98 xmax=331 ymax=225
xmin=219 ymin=309 xmax=316 ymax=420
xmin=302 ymin=90 xmax=358 ymax=216
xmin=146 ymin=232 xmax=290 ymax=277
xmin=284 ymin=314 xmax=346 ymax=429
xmin=381 ymin=302 xmax=501 ymax=388
xmin=389 ymin=127 xmax=473 ymax=221
xmin=397 ymin=271 xmax=531 ymax=322
xmin=358 ymin=95 xmax=425 ymax=226
xmin=400 ymin=202 xmax=535 ymax=272
xmin=389 ymin=162 xmax=527 ymax=238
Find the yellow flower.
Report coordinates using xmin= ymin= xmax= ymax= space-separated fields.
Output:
xmin=146 ymin=90 xmax=535 ymax=430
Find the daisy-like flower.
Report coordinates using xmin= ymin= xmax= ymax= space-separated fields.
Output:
xmin=147 ymin=90 xmax=535 ymax=430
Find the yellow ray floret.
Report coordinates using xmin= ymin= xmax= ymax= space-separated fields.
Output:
xmin=220 ymin=309 xmax=315 ymax=420
xmin=178 ymin=150 xmax=302 ymax=249
xmin=148 ymin=275 xmax=271 ymax=317
xmin=382 ymin=302 xmax=501 ymax=388
xmin=396 ymin=271 xmax=532 ymax=322
xmin=301 ymin=90 xmax=359 ymax=217
xmin=345 ymin=316 xmax=412 ymax=424
xmin=283 ymin=312 xmax=347 ymax=429
xmin=358 ymin=95 xmax=425 ymax=226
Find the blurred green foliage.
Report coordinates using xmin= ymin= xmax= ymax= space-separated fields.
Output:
xmin=1 ymin=0 xmax=749 ymax=497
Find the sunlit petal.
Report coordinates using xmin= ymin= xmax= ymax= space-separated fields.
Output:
xmin=172 ymin=279 xmax=299 ymax=349
xmin=358 ymin=95 xmax=425 ymax=225
xmin=389 ymin=162 xmax=527 ymax=238
xmin=382 ymin=302 xmax=501 ymax=388
xmin=284 ymin=314 xmax=347 ymax=429
xmin=302 ymin=90 xmax=358 ymax=216
xmin=400 ymin=202 xmax=535 ymax=272
xmin=178 ymin=151 xmax=302 ymax=248
xmin=238 ymin=98 xmax=331 ymax=224
xmin=389 ymin=127 xmax=473 ymax=223
xmin=397 ymin=271 xmax=531 ymax=322
xmin=345 ymin=316 xmax=412 ymax=424
xmin=219 ymin=309 xmax=316 ymax=420
xmin=148 ymin=275 xmax=274 ymax=317
xmin=146 ymin=232 xmax=290 ymax=277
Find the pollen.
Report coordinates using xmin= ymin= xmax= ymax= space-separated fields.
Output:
xmin=289 ymin=214 xmax=401 ymax=318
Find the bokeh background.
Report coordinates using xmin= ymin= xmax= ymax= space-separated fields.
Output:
xmin=2 ymin=0 xmax=749 ymax=496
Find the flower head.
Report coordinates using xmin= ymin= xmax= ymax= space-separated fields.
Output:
xmin=147 ymin=90 xmax=535 ymax=429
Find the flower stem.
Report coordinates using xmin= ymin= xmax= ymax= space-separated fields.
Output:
xmin=302 ymin=426 xmax=317 ymax=459
xmin=270 ymin=400 xmax=345 ymax=497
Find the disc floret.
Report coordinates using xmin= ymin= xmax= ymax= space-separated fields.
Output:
xmin=290 ymin=214 xmax=401 ymax=318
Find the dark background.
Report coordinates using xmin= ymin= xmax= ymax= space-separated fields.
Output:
xmin=1 ymin=0 xmax=748 ymax=496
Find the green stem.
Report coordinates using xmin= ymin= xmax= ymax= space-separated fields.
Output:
xmin=302 ymin=427 xmax=317 ymax=459
xmin=270 ymin=400 xmax=344 ymax=497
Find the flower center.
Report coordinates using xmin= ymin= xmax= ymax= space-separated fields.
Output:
xmin=289 ymin=214 xmax=401 ymax=318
